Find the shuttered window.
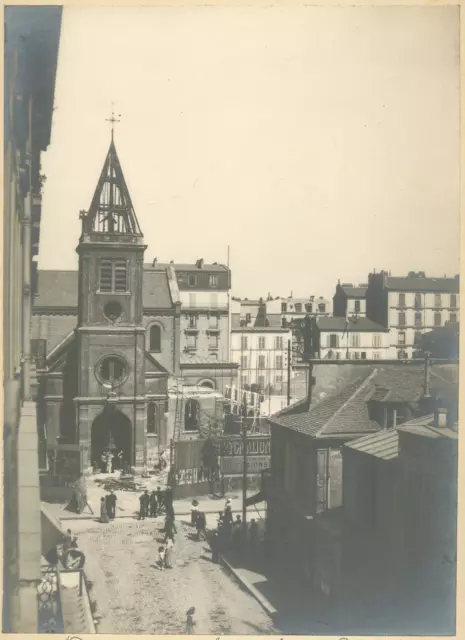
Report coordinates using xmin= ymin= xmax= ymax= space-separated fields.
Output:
xmin=99 ymin=258 xmax=128 ymax=292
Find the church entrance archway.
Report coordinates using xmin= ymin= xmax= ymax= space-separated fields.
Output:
xmin=91 ymin=408 xmax=132 ymax=472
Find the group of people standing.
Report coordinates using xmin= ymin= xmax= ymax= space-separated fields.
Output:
xmin=210 ymin=499 xmax=260 ymax=561
xmin=138 ymin=486 xmax=172 ymax=520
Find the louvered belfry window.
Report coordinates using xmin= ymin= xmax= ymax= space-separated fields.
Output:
xmin=99 ymin=258 xmax=128 ymax=292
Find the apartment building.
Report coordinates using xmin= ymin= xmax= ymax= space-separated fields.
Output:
xmin=266 ymin=295 xmax=332 ymax=327
xmin=151 ymin=258 xmax=231 ymax=360
xmin=366 ymin=271 xmax=460 ymax=359
xmin=230 ymin=302 xmax=292 ymax=393
xmin=333 ymin=282 xmax=368 ymax=318
xmin=3 ymin=7 xmax=62 ymax=632
xmin=311 ymin=317 xmax=390 ymax=360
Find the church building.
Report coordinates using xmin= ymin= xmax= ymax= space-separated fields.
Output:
xmin=34 ymin=134 xmax=238 ymax=474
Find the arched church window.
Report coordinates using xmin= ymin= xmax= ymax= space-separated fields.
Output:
xmin=96 ymin=355 xmax=127 ymax=388
xmin=149 ymin=325 xmax=162 ymax=352
xmin=185 ymin=399 xmax=200 ymax=432
xmin=147 ymin=402 xmax=158 ymax=435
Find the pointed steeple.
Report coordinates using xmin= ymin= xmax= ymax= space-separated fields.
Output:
xmin=81 ymin=138 xmax=142 ymax=236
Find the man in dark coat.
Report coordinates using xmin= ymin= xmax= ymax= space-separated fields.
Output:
xmin=195 ymin=511 xmax=207 ymax=541
xmin=156 ymin=486 xmax=164 ymax=511
xmin=164 ymin=487 xmax=173 ymax=512
xmin=138 ymin=490 xmax=150 ymax=520
xmin=149 ymin=491 xmax=158 ymax=518
xmin=106 ymin=490 xmax=117 ymax=519
xmin=163 ymin=514 xmax=177 ymax=542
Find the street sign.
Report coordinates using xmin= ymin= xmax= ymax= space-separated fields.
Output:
xmin=220 ymin=435 xmax=270 ymax=457
xmin=221 ymin=456 xmax=270 ymax=475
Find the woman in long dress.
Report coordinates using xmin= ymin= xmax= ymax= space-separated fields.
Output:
xmin=164 ymin=536 xmax=174 ymax=568
xmin=100 ymin=497 xmax=110 ymax=523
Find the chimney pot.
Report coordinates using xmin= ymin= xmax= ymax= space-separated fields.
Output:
xmin=434 ymin=408 xmax=448 ymax=428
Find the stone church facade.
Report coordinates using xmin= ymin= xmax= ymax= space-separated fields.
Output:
xmin=34 ymin=136 xmax=238 ymax=474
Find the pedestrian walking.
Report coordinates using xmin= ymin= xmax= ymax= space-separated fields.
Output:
xmin=100 ymin=497 xmax=110 ymax=523
xmin=156 ymin=486 xmax=164 ymax=511
xmin=224 ymin=501 xmax=233 ymax=525
xmin=138 ymin=490 xmax=149 ymax=520
xmin=157 ymin=545 xmax=166 ymax=571
xmin=165 ymin=536 xmax=175 ymax=568
xmin=164 ymin=487 xmax=173 ymax=513
xmin=191 ymin=499 xmax=199 ymax=526
xmin=195 ymin=511 xmax=207 ymax=541
xmin=210 ymin=531 xmax=219 ymax=563
xmin=232 ymin=515 xmax=242 ymax=551
xmin=149 ymin=491 xmax=158 ymax=518
xmin=249 ymin=518 xmax=259 ymax=549
xmin=106 ymin=490 xmax=117 ymax=519
xmin=185 ymin=607 xmax=196 ymax=634
xmin=163 ymin=514 xmax=177 ymax=542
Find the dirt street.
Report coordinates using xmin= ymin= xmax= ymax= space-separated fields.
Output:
xmin=72 ymin=516 xmax=277 ymax=635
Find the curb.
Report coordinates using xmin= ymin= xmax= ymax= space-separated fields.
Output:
xmin=219 ymin=553 xmax=277 ymax=618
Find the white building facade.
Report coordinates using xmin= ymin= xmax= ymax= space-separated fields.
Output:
xmin=230 ymin=327 xmax=293 ymax=393
xmin=313 ymin=317 xmax=390 ymax=360
xmin=366 ymin=272 xmax=460 ymax=359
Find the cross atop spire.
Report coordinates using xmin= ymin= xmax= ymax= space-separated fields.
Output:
xmin=105 ymin=102 xmax=121 ymax=141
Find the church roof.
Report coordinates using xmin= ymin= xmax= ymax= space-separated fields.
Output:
xmin=80 ymin=138 xmax=142 ymax=236
xmin=33 ymin=268 xmax=175 ymax=310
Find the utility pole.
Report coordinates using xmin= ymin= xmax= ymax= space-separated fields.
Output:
xmin=287 ymin=339 xmax=291 ymax=406
xmin=241 ymin=398 xmax=248 ymax=538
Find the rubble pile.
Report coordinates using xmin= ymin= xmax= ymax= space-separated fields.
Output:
xmin=93 ymin=476 xmax=145 ymax=493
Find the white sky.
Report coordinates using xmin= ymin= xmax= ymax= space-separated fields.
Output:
xmin=40 ymin=5 xmax=460 ymax=299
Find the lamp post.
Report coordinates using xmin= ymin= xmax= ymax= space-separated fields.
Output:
xmin=241 ymin=398 xmax=248 ymax=538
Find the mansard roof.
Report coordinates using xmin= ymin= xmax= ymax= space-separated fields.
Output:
xmin=80 ymin=138 xmax=142 ymax=237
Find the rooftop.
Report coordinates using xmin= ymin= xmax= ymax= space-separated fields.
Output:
xmin=379 ymin=272 xmax=459 ymax=293
xmin=397 ymin=413 xmax=458 ymax=440
xmin=338 ymin=285 xmax=367 ymax=298
xmin=344 ymin=429 xmax=400 ymax=460
xmin=33 ymin=268 xmax=175 ymax=310
xmin=269 ymin=364 xmax=457 ymax=439
xmin=146 ymin=262 xmax=229 ymax=273
xmin=316 ymin=317 xmax=387 ymax=332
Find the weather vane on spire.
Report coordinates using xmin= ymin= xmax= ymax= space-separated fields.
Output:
xmin=106 ymin=102 xmax=121 ymax=141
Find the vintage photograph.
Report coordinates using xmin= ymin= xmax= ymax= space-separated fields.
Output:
xmin=3 ymin=4 xmax=460 ymax=635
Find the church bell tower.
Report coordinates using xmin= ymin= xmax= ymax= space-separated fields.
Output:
xmin=75 ymin=126 xmax=148 ymax=473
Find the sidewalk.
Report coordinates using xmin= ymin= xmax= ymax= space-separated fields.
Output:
xmin=218 ymin=548 xmax=337 ymax=635
xmin=43 ymin=488 xmax=266 ymax=523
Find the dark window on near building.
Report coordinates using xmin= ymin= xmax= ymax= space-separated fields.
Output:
xmin=305 ymin=303 xmax=312 ymax=312
xmin=245 ymin=313 xmax=251 ymax=324
xmin=450 ymin=313 xmax=457 ymax=324
xmin=147 ymin=403 xmax=158 ymax=434
xmin=281 ymin=302 xmax=287 ymax=313
xmin=188 ymin=314 xmax=197 ymax=328
xmin=434 ymin=294 xmax=442 ymax=307
xmin=398 ymin=312 xmax=406 ymax=326
xmin=414 ymin=312 xmax=422 ymax=327
xmin=99 ymin=258 xmax=127 ymax=292
xmin=415 ymin=293 xmax=422 ymax=309
xmin=434 ymin=312 xmax=442 ymax=327
xmin=149 ymin=325 xmax=161 ymax=351
xmin=188 ymin=274 xmax=197 ymax=287
xmin=258 ymin=355 xmax=266 ymax=369
xmin=354 ymin=300 xmax=361 ymax=313
xmin=398 ymin=293 xmax=405 ymax=307
xmin=398 ymin=331 xmax=406 ymax=345
xmin=295 ymin=303 xmax=302 ymax=313
xmin=318 ymin=303 xmax=326 ymax=313
xmin=209 ymin=275 xmax=219 ymax=288
xmin=451 ymin=294 xmax=457 ymax=308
